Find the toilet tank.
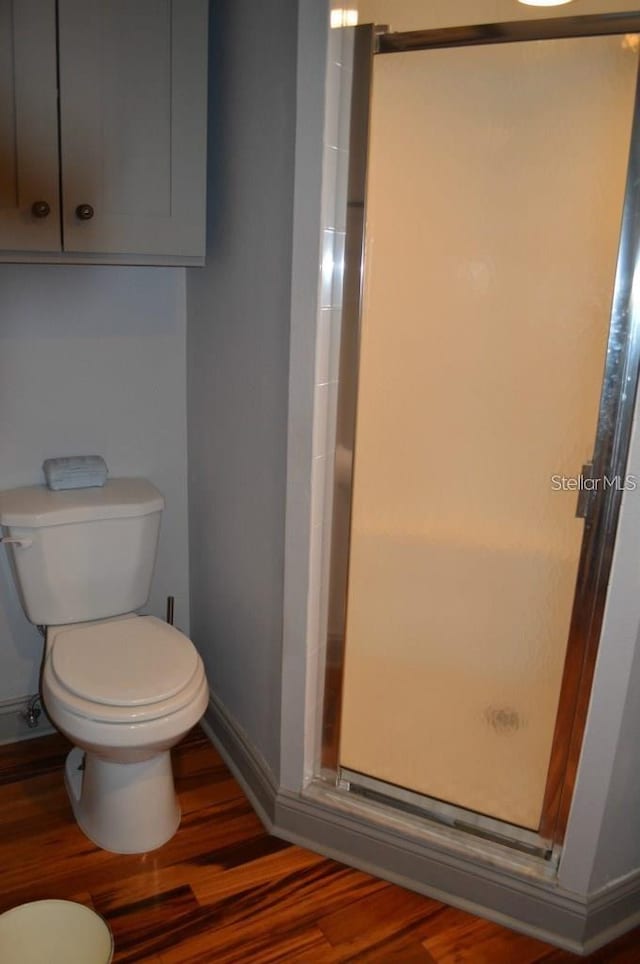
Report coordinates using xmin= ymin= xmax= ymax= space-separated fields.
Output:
xmin=0 ymin=478 xmax=164 ymax=626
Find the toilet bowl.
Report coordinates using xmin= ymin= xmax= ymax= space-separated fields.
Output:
xmin=42 ymin=614 xmax=209 ymax=854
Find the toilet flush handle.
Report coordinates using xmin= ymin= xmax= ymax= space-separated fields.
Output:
xmin=0 ymin=536 xmax=33 ymax=549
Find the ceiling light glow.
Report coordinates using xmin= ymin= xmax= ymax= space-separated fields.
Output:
xmin=331 ymin=8 xmax=358 ymax=28
xmin=518 ymin=0 xmax=574 ymax=6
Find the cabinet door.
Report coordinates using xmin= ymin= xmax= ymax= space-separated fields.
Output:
xmin=0 ymin=0 xmax=60 ymax=251
xmin=58 ymin=0 xmax=208 ymax=259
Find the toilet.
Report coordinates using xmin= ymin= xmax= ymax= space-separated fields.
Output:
xmin=0 ymin=478 xmax=209 ymax=854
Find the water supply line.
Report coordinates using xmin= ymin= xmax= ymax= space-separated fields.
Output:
xmin=22 ymin=693 xmax=42 ymax=729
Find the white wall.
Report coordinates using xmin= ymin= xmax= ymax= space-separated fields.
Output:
xmin=0 ymin=264 xmax=190 ymax=702
xmin=559 ymin=399 xmax=640 ymax=893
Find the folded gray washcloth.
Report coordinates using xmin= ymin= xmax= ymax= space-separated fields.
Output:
xmin=43 ymin=455 xmax=108 ymax=491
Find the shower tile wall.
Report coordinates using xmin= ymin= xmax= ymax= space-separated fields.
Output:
xmin=304 ymin=19 xmax=354 ymax=777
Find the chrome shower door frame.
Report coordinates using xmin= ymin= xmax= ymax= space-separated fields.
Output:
xmin=320 ymin=14 xmax=640 ymax=849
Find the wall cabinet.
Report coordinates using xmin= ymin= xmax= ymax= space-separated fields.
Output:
xmin=0 ymin=0 xmax=208 ymax=265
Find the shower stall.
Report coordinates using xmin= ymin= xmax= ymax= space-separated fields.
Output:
xmin=321 ymin=13 xmax=640 ymax=855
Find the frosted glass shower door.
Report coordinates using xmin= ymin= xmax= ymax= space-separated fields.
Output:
xmin=339 ymin=36 xmax=638 ymax=830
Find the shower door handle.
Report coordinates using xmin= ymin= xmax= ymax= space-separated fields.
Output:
xmin=575 ymin=462 xmax=595 ymax=519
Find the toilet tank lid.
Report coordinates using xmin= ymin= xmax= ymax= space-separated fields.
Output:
xmin=0 ymin=478 xmax=164 ymax=528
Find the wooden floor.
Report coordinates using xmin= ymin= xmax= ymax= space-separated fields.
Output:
xmin=0 ymin=729 xmax=638 ymax=963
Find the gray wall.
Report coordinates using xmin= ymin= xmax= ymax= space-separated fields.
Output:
xmin=0 ymin=264 xmax=190 ymax=702
xmin=590 ymin=632 xmax=640 ymax=890
xmin=186 ymin=0 xmax=298 ymax=778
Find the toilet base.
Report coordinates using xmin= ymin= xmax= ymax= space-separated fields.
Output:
xmin=64 ymin=747 xmax=181 ymax=854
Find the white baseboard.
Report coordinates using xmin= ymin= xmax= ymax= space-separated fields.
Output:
xmin=203 ymin=693 xmax=640 ymax=957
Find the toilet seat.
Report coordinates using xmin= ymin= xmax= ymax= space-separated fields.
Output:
xmin=44 ymin=616 xmax=205 ymax=724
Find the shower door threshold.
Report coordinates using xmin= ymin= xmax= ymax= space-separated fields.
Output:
xmin=338 ymin=767 xmax=555 ymax=861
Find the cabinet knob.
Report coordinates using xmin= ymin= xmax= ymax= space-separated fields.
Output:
xmin=31 ymin=200 xmax=51 ymax=219
xmin=75 ymin=204 xmax=94 ymax=221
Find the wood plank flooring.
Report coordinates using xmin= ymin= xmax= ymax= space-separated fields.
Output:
xmin=0 ymin=728 xmax=638 ymax=963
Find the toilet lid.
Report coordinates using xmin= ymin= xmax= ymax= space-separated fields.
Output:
xmin=50 ymin=616 xmax=200 ymax=707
